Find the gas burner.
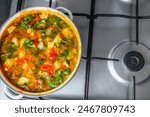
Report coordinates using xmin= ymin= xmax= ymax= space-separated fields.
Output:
xmin=124 ymin=51 xmax=145 ymax=72
xmin=108 ymin=41 xmax=150 ymax=84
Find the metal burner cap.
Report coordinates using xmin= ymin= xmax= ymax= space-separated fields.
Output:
xmin=124 ymin=51 xmax=145 ymax=72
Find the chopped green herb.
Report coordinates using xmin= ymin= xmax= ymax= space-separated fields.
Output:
xmin=32 ymin=19 xmax=46 ymax=29
xmin=60 ymin=50 xmax=69 ymax=58
xmin=50 ymin=81 xmax=57 ymax=88
xmin=63 ymin=69 xmax=71 ymax=76
xmin=36 ymin=59 xmax=44 ymax=65
xmin=50 ymin=30 xmax=57 ymax=37
xmin=20 ymin=14 xmax=34 ymax=29
xmin=34 ymin=47 xmax=39 ymax=57
xmin=23 ymin=38 xmax=33 ymax=48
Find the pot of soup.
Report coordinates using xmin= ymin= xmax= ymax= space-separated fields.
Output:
xmin=0 ymin=7 xmax=81 ymax=99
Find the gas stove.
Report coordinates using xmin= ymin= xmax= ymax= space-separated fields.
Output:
xmin=0 ymin=0 xmax=150 ymax=100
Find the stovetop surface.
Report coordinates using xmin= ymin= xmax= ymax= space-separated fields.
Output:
xmin=1 ymin=0 xmax=150 ymax=100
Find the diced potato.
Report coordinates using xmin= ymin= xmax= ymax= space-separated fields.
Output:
xmin=20 ymin=38 xmax=26 ymax=47
xmin=4 ymin=59 xmax=14 ymax=67
xmin=54 ymin=34 xmax=62 ymax=45
xmin=38 ymin=38 xmax=42 ymax=42
xmin=62 ymin=28 xmax=73 ymax=37
xmin=38 ymin=41 xmax=44 ymax=50
xmin=22 ymin=63 xmax=28 ymax=70
xmin=7 ymin=26 xmax=16 ymax=34
xmin=19 ymin=50 xmax=25 ymax=58
xmin=40 ymin=13 xmax=48 ymax=19
xmin=67 ymin=52 xmax=74 ymax=60
xmin=17 ymin=77 xmax=29 ymax=86
xmin=63 ymin=61 xmax=69 ymax=67
xmin=12 ymin=38 xmax=18 ymax=45
xmin=54 ymin=60 xmax=60 ymax=69
xmin=72 ymin=48 xmax=77 ymax=54
xmin=47 ymin=42 xmax=54 ymax=49
xmin=27 ymin=28 xmax=33 ymax=33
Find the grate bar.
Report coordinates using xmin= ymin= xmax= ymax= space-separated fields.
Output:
xmin=136 ymin=0 xmax=139 ymax=45
xmin=91 ymin=57 xmax=119 ymax=62
xmin=84 ymin=0 xmax=96 ymax=100
xmin=95 ymin=14 xmax=135 ymax=19
xmin=133 ymin=76 xmax=136 ymax=100
xmin=16 ymin=0 xmax=22 ymax=12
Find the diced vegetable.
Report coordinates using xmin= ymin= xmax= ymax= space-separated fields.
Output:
xmin=20 ymin=15 xmax=34 ymax=29
xmin=63 ymin=69 xmax=71 ymax=76
xmin=36 ymin=59 xmax=44 ymax=65
xmin=63 ymin=59 xmax=70 ymax=67
xmin=50 ymin=30 xmax=57 ymax=37
xmin=7 ymin=43 xmax=18 ymax=55
xmin=54 ymin=60 xmax=60 ymax=69
xmin=47 ymin=42 xmax=54 ymax=49
xmin=23 ymin=38 xmax=33 ymax=48
xmin=37 ymin=41 xmax=44 ymax=50
xmin=54 ymin=34 xmax=62 ymax=45
xmin=55 ymin=70 xmax=62 ymax=83
xmin=4 ymin=58 xmax=15 ymax=67
xmin=40 ymin=13 xmax=48 ymax=19
xmin=49 ymin=48 xmax=58 ymax=60
xmin=60 ymin=50 xmax=69 ymax=58
xmin=12 ymin=38 xmax=18 ymax=45
xmin=34 ymin=47 xmax=39 ymax=57
xmin=50 ymin=81 xmax=57 ymax=88
xmin=17 ymin=77 xmax=29 ymax=86
xmin=32 ymin=19 xmax=46 ymax=29
xmin=27 ymin=28 xmax=33 ymax=33
xmin=8 ymin=26 xmax=16 ymax=34
xmin=41 ymin=64 xmax=54 ymax=75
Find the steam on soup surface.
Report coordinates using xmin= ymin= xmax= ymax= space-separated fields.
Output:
xmin=0 ymin=10 xmax=79 ymax=92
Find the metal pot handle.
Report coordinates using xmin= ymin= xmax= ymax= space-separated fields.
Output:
xmin=4 ymin=85 xmax=24 ymax=100
xmin=55 ymin=7 xmax=73 ymax=21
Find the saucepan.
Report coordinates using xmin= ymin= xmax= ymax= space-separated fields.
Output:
xmin=0 ymin=6 xmax=81 ymax=99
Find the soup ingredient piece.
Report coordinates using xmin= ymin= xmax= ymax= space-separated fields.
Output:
xmin=55 ymin=70 xmax=62 ymax=83
xmin=33 ymin=19 xmax=46 ymax=29
xmin=63 ymin=59 xmax=70 ymax=67
xmin=12 ymin=38 xmax=18 ymax=45
xmin=60 ymin=50 xmax=69 ymax=58
xmin=27 ymin=28 xmax=33 ymax=34
xmin=33 ymin=40 xmax=39 ymax=47
xmin=7 ymin=26 xmax=16 ymax=34
xmin=49 ymin=48 xmax=58 ymax=60
xmin=63 ymin=69 xmax=71 ymax=76
xmin=4 ymin=58 xmax=15 ymax=67
xmin=47 ymin=42 xmax=54 ymax=49
xmin=16 ymin=57 xmax=27 ymax=64
xmin=40 ymin=13 xmax=48 ymax=19
xmin=23 ymin=38 xmax=33 ymax=48
xmin=50 ymin=30 xmax=57 ymax=37
xmin=34 ymin=47 xmax=39 ymax=57
xmin=7 ymin=43 xmax=18 ymax=55
xmin=54 ymin=60 xmax=60 ymax=69
xmin=41 ymin=64 xmax=54 ymax=75
xmin=67 ymin=52 xmax=74 ymax=60
xmin=20 ymin=14 xmax=34 ymax=29
xmin=36 ymin=59 xmax=44 ymax=65
xmin=50 ymin=81 xmax=57 ymax=88
xmin=53 ymin=34 xmax=62 ymax=46
xmin=17 ymin=77 xmax=29 ymax=86
xmin=37 ymin=41 xmax=44 ymax=50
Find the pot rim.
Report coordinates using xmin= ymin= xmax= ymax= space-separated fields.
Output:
xmin=0 ymin=6 xmax=81 ymax=97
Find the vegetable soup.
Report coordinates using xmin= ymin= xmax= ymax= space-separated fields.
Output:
xmin=0 ymin=9 xmax=80 ymax=93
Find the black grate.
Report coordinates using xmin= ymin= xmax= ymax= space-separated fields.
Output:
xmin=15 ymin=0 xmax=150 ymax=100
